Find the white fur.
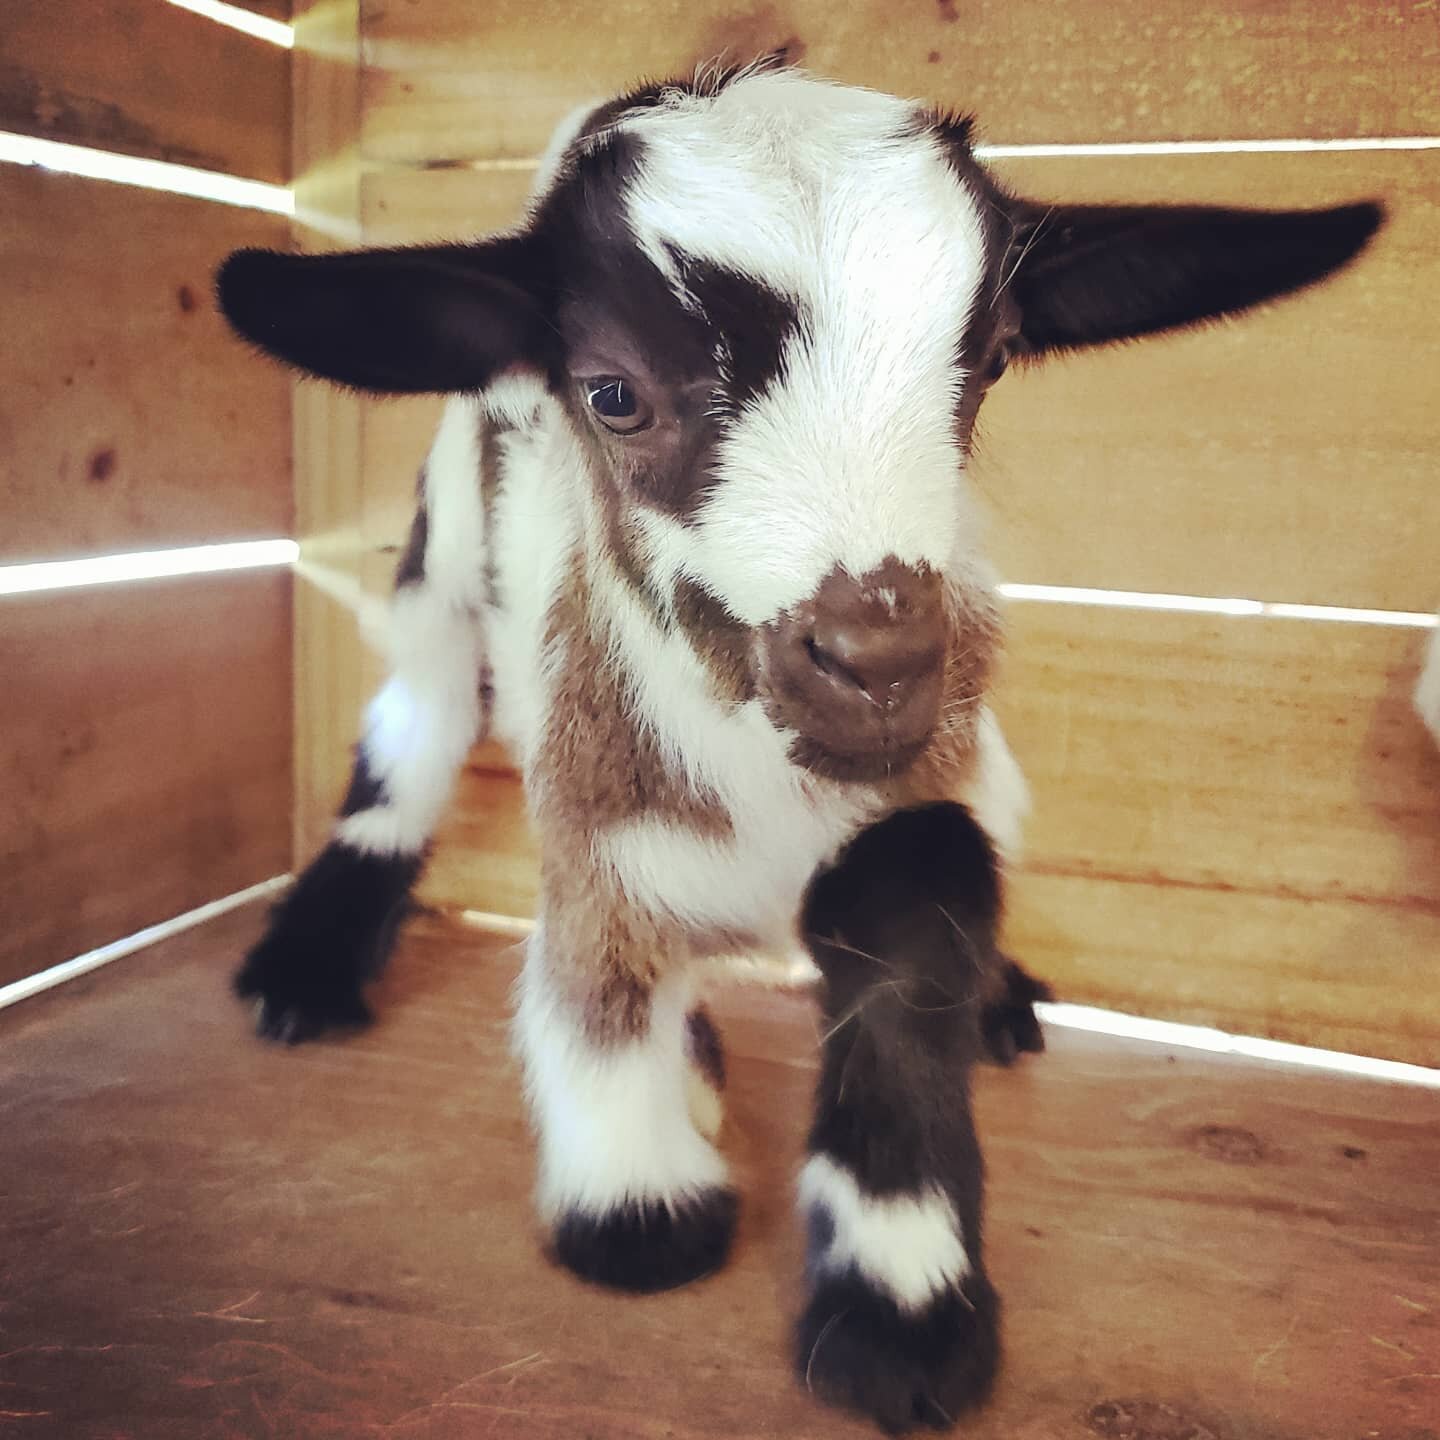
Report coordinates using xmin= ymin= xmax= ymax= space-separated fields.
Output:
xmin=617 ymin=69 xmax=989 ymax=625
xmin=799 ymin=1154 xmax=970 ymax=1313
xmin=1418 ymin=622 xmax=1440 ymax=746
xmin=514 ymin=929 xmax=729 ymax=1219
xmin=481 ymin=384 xmax=583 ymax=774
xmin=963 ymin=709 xmax=1031 ymax=863
xmin=335 ymin=401 xmax=488 ymax=856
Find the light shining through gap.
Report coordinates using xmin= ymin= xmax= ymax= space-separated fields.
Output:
xmin=0 ymin=540 xmax=299 ymax=597
xmin=997 ymin=583 xmax=1438 ymax=629
xmin=0 ymin=131 xmax=294 ymax=214
xmin=165 ymin=0 xmax=293 ymax=47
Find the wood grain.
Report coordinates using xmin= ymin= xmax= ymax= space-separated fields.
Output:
xmin=0 ymin=573 xmax=292 ymax=987
xmin=996 ymin=604 xmax=1440 ymax=1063
xmin=1 ymin=0 xmax=291 ymax=182
xmin=360 ymin=0 xmax=1440 ymax=166
xmin=2 ymin=908 xmax=1436 ymax=1438
xmin=997 ymin=605 xmax=1440 ymax=913
xmin=291 ymin=0 xmax=367 ymax=862
xmin=0 ymin=167 xmax=292 ymax=564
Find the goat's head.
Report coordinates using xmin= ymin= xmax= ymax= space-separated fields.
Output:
xmin=219 ymin=63 xmax=1381 ymax=783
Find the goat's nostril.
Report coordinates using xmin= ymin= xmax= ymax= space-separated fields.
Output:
xmin=805 ymin=635 xmax=870 ymax=695
xmin=805 ymin=619 xmax=940 ymax=709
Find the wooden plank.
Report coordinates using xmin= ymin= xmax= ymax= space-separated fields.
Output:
xmin=242 ymin=0 xmax=292 ymax=17
xmin=1007 ymin=872 xmax=1440 ymax=1064
xmin=355 ymin=151 xmax=1440 ymax=613
xmin=995 ymin=604 xmax=1440 ymax=1062
xmin=291 ymin=0 xmax=366 ymax=862
xmin=360 ymin=0 xmax=1440 ymax=166
xmin=0 ymin=573 xmax=292 ymax=987
xmin=0 ymin=167 xmax=292 ymax=564
xmin=2 ymin=910 xmax=1437 ymax=1438
xmin=980 ymin=149 xmax=1440 ymax=611
xmin=0 ymin=0 xmax=290 ymax=182
xmin=997 ymin=605 xmax=1440 ymax=912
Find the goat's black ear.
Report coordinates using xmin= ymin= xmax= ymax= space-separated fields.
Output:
xmin=215 ymin=241 xmax=552 ymax=394
xmin=1005 ymin=199 xmax=1383 ymax=359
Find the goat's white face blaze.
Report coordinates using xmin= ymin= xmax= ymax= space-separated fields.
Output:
xmin=617 ymin=72 xmax=987 ymax=625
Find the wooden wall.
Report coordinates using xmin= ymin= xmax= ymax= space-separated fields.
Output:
xmin=292 ymin=2 xmax=1440 ymax=1061
xmin=0 ymin=2 xmax=294 ymax=985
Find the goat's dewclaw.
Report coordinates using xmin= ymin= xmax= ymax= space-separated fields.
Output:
xmin=214 ymin=59 xmax=1385 ymax=1430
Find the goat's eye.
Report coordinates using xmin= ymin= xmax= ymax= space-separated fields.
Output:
xmin=585 ymin=377 xmax=653 ymax=434
xmin=983 ymin=346 xmax=1011 ymax=384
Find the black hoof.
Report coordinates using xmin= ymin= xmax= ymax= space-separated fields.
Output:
xmin=235 ymin=944 xmax=374 ymax=1045
xmin=980 ymin=957 xmax=1053 ymax=1066
xmin=552 ymin=1187 xmax=739 ymax=1293
xmin=796 ymin=1269 xmax=1000 ymax=1433
xmin=232 ymin=844 xmax=420 ymax=1044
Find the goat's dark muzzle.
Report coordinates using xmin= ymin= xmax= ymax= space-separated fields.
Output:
xmin=762 ymin=560 xmax=944 ymax=782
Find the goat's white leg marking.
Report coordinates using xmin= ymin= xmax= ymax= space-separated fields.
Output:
xmin=513 ymin=931 xmax=728 ymax=1223
xmin=962 ymin=707 xmax=1030 ymax=864
xmin=799 ymin=1154 xmax=971 ymax=1314
xmin=334 ymin=398 xmax=489 ymax=858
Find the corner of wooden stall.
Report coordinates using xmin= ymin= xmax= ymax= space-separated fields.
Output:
xmin=1 ymin=0 xmax=299 ymax=987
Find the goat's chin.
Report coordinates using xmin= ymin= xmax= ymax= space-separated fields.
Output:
xmin=785 ymin=732 xmax=932 ymax=785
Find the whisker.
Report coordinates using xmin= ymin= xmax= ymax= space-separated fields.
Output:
xmin=804 ymin=1309 xmax=850 ymax=1394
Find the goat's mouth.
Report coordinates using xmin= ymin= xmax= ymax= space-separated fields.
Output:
xmin=784 ymin=729 xmax=935 ymax=784
xmin=756 ymin=558 xmax=946 ymax=784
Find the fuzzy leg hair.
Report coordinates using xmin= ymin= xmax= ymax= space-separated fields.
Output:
xmin=797 ymin=803 xmax=1009 ymax=1432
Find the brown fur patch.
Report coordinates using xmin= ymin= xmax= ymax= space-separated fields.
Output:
xmin=529 ymin=565 xmax=736 ymax=1043
xmin=888 ymin=575 xmax=1003 ymax=806
xmin=671 ymin=577 xmax=756 ymax=706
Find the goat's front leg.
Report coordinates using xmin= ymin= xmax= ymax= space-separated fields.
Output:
xmin=514 ymin=876 xmax=737 ymax=1292
xmin=796 ymin=804 xmax=1004 ymax=1433
xmin=236 ymin=399 xmax=488 ymax=1042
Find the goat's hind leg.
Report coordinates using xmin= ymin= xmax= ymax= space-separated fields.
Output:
xmin=797 ymin=803 xmax=1004 ymax=1433
xmin=237 ymin=402 xmax=488 ymax=1042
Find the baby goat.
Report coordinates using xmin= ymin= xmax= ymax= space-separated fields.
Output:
xmin=218 ymin=63 xmax=1379 ymax=1431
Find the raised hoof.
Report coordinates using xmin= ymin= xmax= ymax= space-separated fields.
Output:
xmin=797 ymin=1268 xmax=1001 ymax=1433
xmin=552 ymin=1187 xmax=739 ymax=1293
xmin=980 ymin=957 xmax=1053 ymax=1066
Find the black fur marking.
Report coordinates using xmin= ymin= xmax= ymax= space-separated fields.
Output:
xmin=685 ymin=1005 xmax=727 ymax=1090
xmin=394 ymin=497 xmax=428 ymax=588
xmin=799 ymin=805 xmax=1005 ymax=1428
xmin=796 ymin=1265 xmax=1001 ymax=1434
xmin=551 ymin=1187 xmax=738 ymax=1293
xmin=234 ymin=842 xmax=422 ymax=1044
xmin=980 ymin=956 xmax=1053 ymax=1066
xmin=678 ymin=258 xmax=802 ymax=412
xmin=803 ymin=804 xmax=1000 ymax=1195
xmin=338 ymin=749 xmax=387 ymax=817
xmin=215 ymin=237 xmax=554 ymax=395
xmin=1006 ymin=199 xmax=1384 ymax=357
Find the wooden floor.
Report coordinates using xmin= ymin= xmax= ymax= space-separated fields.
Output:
xmin=2 ymin=906 xmax=1437 ymax=1440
